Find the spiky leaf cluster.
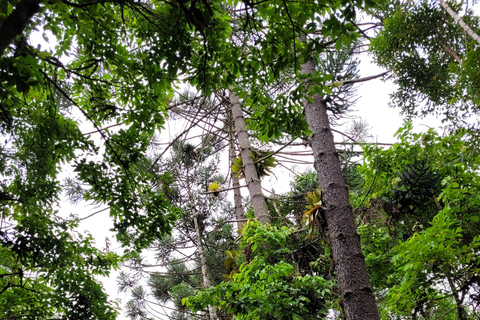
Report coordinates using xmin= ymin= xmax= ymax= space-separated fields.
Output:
xmin=232 ymin=149 xmax=276 ymax=180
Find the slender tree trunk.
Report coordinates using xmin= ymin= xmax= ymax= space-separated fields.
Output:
xmin=186 ymin=168 xmax=217 ymax=320
xmin=229 ymin=90 xmax=270 ymax=224
xmin=301 ymin=58 xmax=379 ymax=320
xmin=0 ymin=0 xmax=41 ymax=56
xmin=227 ymin=107 xmax=246 ymax=231
xmin=446 ymin=273 xmax=468 ymax=320
xmin=192 ymin=212 xmax=217 ymax=320
xmin=438 ymin=0 xmax=480 ymax=45
xmin=438 ymin=40 xmax=463 ymax=65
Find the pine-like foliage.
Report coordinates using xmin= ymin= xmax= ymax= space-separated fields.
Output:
xmin=389 ymin=158 xmax=441 ymax=218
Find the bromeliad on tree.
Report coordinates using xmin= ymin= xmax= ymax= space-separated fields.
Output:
xmin=231 ymin=149 xmax=276 ymax=180
xmin=303 ymin=188 xmax=327 ymax=241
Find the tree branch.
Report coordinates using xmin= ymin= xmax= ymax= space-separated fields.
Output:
xmin=439 ymin=0 xmax=480 ymax=45
xmin=328 ymin=70 xmax=390 ymax=87
xmin=438 ymin=40 xmax=463 ymax=65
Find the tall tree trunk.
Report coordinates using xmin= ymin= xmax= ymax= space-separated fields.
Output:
xmin=446 ymin=273 xmax=468 ymax=320
xmin=0 ymin=0 xmax=41 ymax=56
xmin=438 ymin=0 xmax=480 ymax=45
xmin=301 ymin=58 xmax=379 ymax=320
xmin=186 ymin=169 xmax=217 ymax=320
xmin=227 ymin=107 xmax=246 ymax=231
xmin=193 ymin=211 xmax=217 ymax=320
xmin=229 ymin=91 xmax=270 ymax=224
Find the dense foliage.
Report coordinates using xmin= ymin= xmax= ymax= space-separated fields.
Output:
xmin=357 ymin=124 xmax=480 ymax=318
xmin=1 ymin=0 xmax=480 ymax=319
xmin=370 ymin=1 xmax=480 ymax=126
xmin=186 ymin=221 xmax=337 ymax=320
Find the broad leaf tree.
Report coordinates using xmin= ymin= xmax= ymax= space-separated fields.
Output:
xmin=357 ymin=125 xmax=480 ymax=318
xmin=370 ymin=0 xmax=480 ymax=128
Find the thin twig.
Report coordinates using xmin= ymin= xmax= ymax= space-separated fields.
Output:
xmin=354 ymin=146 xmax=379 ymax=212
xmin=327 ymin=70 xmax=390 ymax=87
xmin=78 ymin=207 xmax=109 ymax=221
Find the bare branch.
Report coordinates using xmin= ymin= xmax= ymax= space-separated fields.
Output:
xmin=328 ymin=71 xmax=390 ymax=87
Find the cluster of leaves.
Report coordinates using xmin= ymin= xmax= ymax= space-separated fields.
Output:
xmin=185 ymin=220 xmax=337 ymax=320
xmin=1 ymin=1 xmax=203 ymax=317
xmin=370 ymin=1 xmax=480 ymax=123
xmin=356 ymin=124 xmax=480 ymax=318
xmin=302 ymin=189 xmax=326 ymax=240
xmin=232 ymin=149 xmax=276 ymax=180
xmin=1 ymin=209 xmax=121 ymax=319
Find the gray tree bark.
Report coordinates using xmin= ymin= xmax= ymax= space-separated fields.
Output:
xmin=229 ymin=91 xmax=270 ymax=224
xmin=301 ymin=58 xmax=379 ymax=320
xmin=227 ymin=107 xmax=246 ymax=231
